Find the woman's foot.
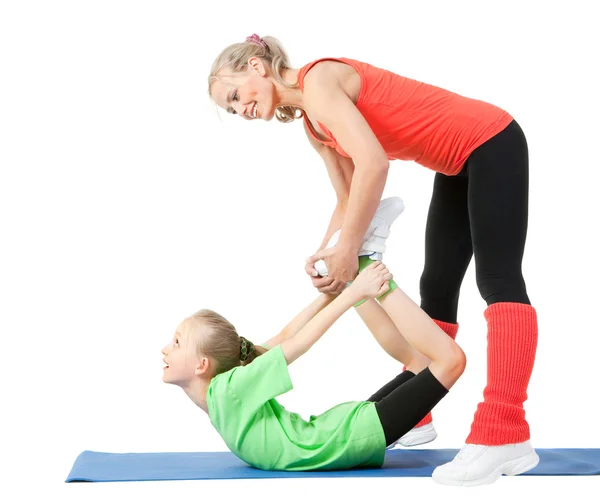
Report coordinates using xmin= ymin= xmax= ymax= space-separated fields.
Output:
xmin=431 ymin=440 xmax=539 ymax=486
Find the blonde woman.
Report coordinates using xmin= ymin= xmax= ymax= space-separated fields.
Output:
xmin=207 ymin=34 xmax=539 ymax=486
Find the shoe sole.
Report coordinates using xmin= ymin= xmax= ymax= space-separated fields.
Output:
xmin=432 ymin=450 xmax=540 ymax=487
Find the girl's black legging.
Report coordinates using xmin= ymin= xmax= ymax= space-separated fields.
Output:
xmin=370 ymin=369 xmax=448 ymax=446
xmin=419 ymin=119 xmax=531 ymax=323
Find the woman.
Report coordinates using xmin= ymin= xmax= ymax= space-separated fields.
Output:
xmin=207 ymin=34 xmax=539 ymax=486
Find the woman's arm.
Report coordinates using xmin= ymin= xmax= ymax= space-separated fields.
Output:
xmin=303 ymin=122 xmax=353 ymax=294
xmin=340 ymin=164 xmax=389 ymax=252
xmin=303 ymin=65 xmax=390 ymax=282
xmin=303 ymin=121 xmax=353 ymax=252
xmin=263 ymin=293 xmax=337 ymax=349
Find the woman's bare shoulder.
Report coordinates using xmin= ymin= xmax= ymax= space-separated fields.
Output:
xmin=302 ymin=60 xmax=361 ymax=104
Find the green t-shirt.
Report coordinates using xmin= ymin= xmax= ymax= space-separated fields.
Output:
xmin=206 ymin=345 xmax=386 ymax=471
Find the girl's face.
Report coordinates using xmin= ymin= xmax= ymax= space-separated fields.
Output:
xmin=161 ymin=323 xmax=203 ymax=387
xmin=211 ymin=58 xmax=277 ymax=121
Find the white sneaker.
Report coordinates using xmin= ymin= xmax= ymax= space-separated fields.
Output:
xmin=431 ymin=441 xmax=540 ymax=486
xmin=315 ymin=197 xmax=405 ymax=276
xmin=389 ymin=422 xmax=437 ymax=448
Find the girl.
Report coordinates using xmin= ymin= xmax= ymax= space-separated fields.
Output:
xmin=162 ymin=260 xmax=466 ymax=473
xmin=207 ymin=34 xmax=539 ymax=485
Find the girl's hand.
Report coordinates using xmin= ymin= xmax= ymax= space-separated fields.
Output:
xmin=346 ymin=261 xmax=393 ymax=300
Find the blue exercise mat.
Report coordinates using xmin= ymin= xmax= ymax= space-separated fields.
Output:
xmin=66 ymin=448 xmax=600 ymax=482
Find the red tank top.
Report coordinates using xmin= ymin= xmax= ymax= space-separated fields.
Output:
xmin=298 ymin=58 xmax=513 ymax=175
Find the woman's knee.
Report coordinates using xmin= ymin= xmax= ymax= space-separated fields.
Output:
xmin=419 ymin=271 xmax=461 ymax=322
xmin=475 ymin=272 xmax=530 ymax=306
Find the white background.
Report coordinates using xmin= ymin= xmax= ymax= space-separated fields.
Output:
xmin=1 ymin=1 xmax=599 ymax=495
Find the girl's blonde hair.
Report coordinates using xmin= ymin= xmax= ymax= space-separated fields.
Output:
xmin=186 ymin=309 xmax=266 ymax=375
xmin=208 ymin=35 xmax=302 ymax=123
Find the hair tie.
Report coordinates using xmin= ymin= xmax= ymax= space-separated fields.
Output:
xmin=245 ymin=34 xmax=267 ymax=49
xmin=239 ymin=336 xmax=255 ymax=361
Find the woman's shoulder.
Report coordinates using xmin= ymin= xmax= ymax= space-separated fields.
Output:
xmin=300 ymin=57 xmax=354 ymax=82
xmin=301 ymin=57 xmax=363 ymax=105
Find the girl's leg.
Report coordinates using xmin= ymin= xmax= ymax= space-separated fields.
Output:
xmin=378 ymin=288 xmax=466 ymax=390
xmin=375 ymin=368 xmax=449 ymax=447
xmin=355 ymin=298 xmax=430 ymax=372
xmin=366 ymin=278 xmax=467 ymax=446
xmin=357 ymin=294 xmax=440 ymax=446
xmin=367 ymin=370 xmax=415 ymax=402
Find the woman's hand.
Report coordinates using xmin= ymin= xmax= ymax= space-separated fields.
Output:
xmin=306 ymin=244 xmax=359 ymax=286
xmin=304 ymin=259 xmax=347 ymax=294
xmin=345 ymin=261 xmax=392 ymax=301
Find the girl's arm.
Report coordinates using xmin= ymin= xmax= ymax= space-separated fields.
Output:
xmin=280 ymin=261 xmax=392 ymax=365
xmin=280 ymin=288 xmax=359 ymax=365
xmin=263 ymin=293 xmax=338 ymax=350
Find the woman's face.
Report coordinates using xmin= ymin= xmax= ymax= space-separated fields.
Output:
xmin=211 ymin=58 xmax=277 ymax=121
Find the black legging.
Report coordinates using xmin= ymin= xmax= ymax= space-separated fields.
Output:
xmin=370 ymin=369 xmax=448 ymax=447
xmin=419 ymin=119 xmax=531 ymax=323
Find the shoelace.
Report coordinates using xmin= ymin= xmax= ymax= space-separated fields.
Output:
xmin=456 ymin=444 xmax=485 ymax=461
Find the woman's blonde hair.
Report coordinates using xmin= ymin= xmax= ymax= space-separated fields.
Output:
xmin=186 ymin=309 xmax=265 ymax=375
xmin=208 ymin=35 xmax=302 ymax=123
